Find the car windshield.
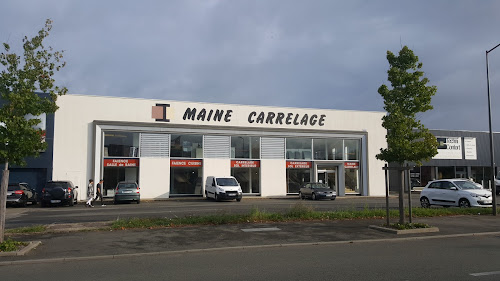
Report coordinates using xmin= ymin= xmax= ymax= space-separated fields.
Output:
xmin=454 ymin=181 xmax=481 ymax=190
xmin=118 ymin=183 xmax=137 ymax=189
xmin=7 ymin=185 xmax=20 ymax=191
xmin=310 ymin=183 xmax=328 ymax=189
xmin=45 ymin=182 xmax=68 ymax=189
xmin=216 ymin=178 xmax=239 ymax=186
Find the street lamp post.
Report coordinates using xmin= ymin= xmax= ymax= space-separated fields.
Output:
xmin=486 ymin=43 xmax=500 ymax=216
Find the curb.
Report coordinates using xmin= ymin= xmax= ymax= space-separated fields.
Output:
xmin=0 ymin=241 xmax=41 ymax=257
xmin=368 ymin=225 xmax=440 ymax=234
xmin=2 ymin=231 xmax=500 ymax=266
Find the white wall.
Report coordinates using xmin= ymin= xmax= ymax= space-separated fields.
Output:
xmin=260 ymin=159 xmax=286 ymax=196
xmin=203 ymin=159 xmax=231 ymax=196
xmin=139 ymin=158 xmax=170 ymax=199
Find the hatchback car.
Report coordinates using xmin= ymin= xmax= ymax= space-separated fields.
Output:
xmin=114 ymin=181 xmax=140 ymax=204
xmin=41 ymin=181 xmax=78 ymax=207
xmin=299 ymin=182 xmax=336 ymax=200
xmin=7 ymin=183 xmax=38 ymax=207
xmin=420 ymin=179 xmax=492 ymax=208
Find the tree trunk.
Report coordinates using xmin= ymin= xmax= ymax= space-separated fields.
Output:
xmin=0 ymin=162 xmax=9 ymax=243
xmin=399 ymin=169 xmax=405 ymax=224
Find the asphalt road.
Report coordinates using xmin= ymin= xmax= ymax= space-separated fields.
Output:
xmin=2 ymin=235 xmax=500 ymax=281
xmin=5 ymin=194 xmax=420 ymax=229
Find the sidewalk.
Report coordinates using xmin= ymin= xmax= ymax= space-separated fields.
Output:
xmin=1 ymin=215 xmax=500 ymax=265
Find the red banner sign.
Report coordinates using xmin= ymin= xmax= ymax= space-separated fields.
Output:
xmin=286 ymin=161 xmax=312 ymax=169
xmin=231 ymin=160 xmax=260 ymax=168
xmin=104 ymin=158 xmax=139 ymax=167
xmin=344 ymin=162 xmax=359 ymax=169
xmin=170 ymin=159 xmax=203 ymax=167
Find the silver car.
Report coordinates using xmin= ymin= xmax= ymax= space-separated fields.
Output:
xmin=420 ymin=179 xmax=492 ymax=208
xmin=114 ymin=181 xmax=140 ymax=204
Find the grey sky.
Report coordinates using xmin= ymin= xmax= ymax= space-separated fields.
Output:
xmin=1 ymin=0 xmax=500 ymax=131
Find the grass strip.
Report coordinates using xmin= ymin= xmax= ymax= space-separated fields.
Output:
xmin=6 ymin=225 xmax=47 ymax=234
xmin=0 ymin=239 xmax=28 ymax=252
xmin=111 ymin=203 xmax=492 ymax=230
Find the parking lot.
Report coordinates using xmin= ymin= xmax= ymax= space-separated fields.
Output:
xmin=4 ymin=194 xmax=428 ymax=229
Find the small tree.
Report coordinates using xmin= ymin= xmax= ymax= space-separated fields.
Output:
xmin=0 ymin=19 xmax=67 ymax=242
xmin=377 ymin=46 xmax=438 ymax=224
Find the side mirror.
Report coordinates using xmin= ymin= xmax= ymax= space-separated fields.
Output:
xmin=450 ymin=187 xmax=457 ymax=191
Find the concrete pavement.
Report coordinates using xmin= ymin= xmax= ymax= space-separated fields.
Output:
xmin=1 ymin=214 xmax=500 ymax=265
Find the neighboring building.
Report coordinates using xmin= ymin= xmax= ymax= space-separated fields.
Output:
xmin=390 ymin=129 xmax=500 ymax=191
xmin=7 ymin=94 xmax=386 ymax=200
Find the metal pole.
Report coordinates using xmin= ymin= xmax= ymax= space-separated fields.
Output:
xmin=486 ymin=43 xmax=500 ymax=216
xmin=385 ymin=164 xmax=390 ymax=226
xmin=399 ymin=168 xmax=405 ymax=224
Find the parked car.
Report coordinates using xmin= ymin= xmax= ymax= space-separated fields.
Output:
xmin=7 ymin=183 xmax=38 ymax=207
xmin=299 ymin=182 xmax=336 ymax=200
xmin=420 ymin=179 xmax=492 ymax=208
xmin=205 ymin=176 xmax=242 ymax=202
xmin=114 ymin=181 xmax=140 ymax=204
xmin=41 ymin=181 xmax=78 ymax=207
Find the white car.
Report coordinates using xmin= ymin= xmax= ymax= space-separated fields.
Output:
xmin=420 ymin=179 xmax=492 ymax=208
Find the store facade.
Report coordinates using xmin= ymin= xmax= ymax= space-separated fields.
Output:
xmin=48 ymin=94 xmax=387 ymax=200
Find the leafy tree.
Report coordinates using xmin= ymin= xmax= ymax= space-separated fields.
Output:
xmin=377 ymin=46 xmax=438 ymax=223
xmin=0 ymin=19 xmax=67 ymax=242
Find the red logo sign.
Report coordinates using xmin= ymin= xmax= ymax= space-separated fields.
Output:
xmin=286 ymin=161 xmax=312 ymax=169
xmin=344 ymin=162 xmax=359 ymax=169
xmin=104 ymin=158 xmax=139 ymax=167
xmin=170 ymin=160 xmax=203 ymax=167
xmin=231 ymin=160 xmax=260 ymax=168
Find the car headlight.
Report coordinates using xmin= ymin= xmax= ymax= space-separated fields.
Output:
xmin=469 ymin=193 xmax=479 ymax=198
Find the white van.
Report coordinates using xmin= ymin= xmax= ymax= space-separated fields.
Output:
xmin=205 ymin=176 xmax=242 ymax=202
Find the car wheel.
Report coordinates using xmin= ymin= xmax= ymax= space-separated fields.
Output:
xmin=299 ymin=192 xmax=304 ymax=200
xmin=312 ymin=193 xmax=317 ymax=200
xmin=420 ymin=197 xmax=430 ymax=208
xmin=215 ymin=193 xmax=219 ymax=202
xmin=21 ymin=198 xmax=28 ymax=207
xmin=459 ymin=199 xmax=471 ymax=208
xmin=69 ymin=198 xmax=74 ymax=206
xmin=137 ymin=200 xmax=140 ymax=204
xmin=205 ymin=191 xmax=210 ymax=200
xmin=236 ymin=198 xmax=241 ymax=202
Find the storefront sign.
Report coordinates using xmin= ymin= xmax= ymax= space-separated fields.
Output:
xmin=104 ymin=158 xmax=139 ymax=167
xmin=153 ymin=105 xmax=327 ymax=127
xmin=434 ymin=137 xmax=462 ymax=160
xmin=464 ymin=137 xmax=477 ymax=160
xmin=170 ymin=159 xmax=203 ymax=167
xmin=231 ymin=160 xmax=260 ymax=168
xmin=344 ymin=162 xmax=359 ymax=169
xmin=286 ymin=161 xmax=312 ymax=169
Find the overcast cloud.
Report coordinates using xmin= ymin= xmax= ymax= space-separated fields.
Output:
xmin=1 ymin=0 xmax=500 ymax=131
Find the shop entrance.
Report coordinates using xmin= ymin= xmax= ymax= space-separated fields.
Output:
xmin=317 ymin=168 xmax=337 ymax=192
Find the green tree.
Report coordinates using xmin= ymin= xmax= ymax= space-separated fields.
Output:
xmin=0 ymin=19 xmax=67 ymax=242
xmin=377 ymin=46 xmax=438 ymax=224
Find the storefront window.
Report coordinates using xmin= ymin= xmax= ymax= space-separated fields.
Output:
xmin=232 ymin=167 xmax=260 ymax=194
xmin=103 ymin=167 xmax=139 ymax=196
xmin=170 ymin=167 xmax=203 ymax=195
xmin=104 ymin=132 xmax=140 ymax=157
xmin=345 ymin=167 xmax=359 ymax=194
xmin=231 ymin=136 xmax=260 ymax=159
xmin=344 ymin=139 xmax=360 ymax=160
xmin=313 ymin=138 xmax=343 ymax=160
xmin=170 ymin=134 xmax=203 ymax=158
xmin=286 ymin=138 xmax=312 ymax=160
xmin=287 ymin=168 xmax=311 ymax=193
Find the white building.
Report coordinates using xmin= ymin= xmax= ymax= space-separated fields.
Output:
xmin=51 ymin=94 xmax=387 ymax=199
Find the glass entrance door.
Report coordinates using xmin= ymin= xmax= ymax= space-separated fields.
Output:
xmin=317 ymin=169 xmax=337 ymax=192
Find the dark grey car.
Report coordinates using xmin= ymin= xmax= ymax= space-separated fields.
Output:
xmin=7 ymin=183 xmax=38 ymax=207
xmin=114 ymin=181 xmax=140 ymax=204
xmin=299 ymin=182 xmax=337 ymax=200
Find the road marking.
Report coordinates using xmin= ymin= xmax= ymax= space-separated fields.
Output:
xmin=241 ymin=227 xmax=281 ymax=232
xmin=470 ymin=271 xmax=500 ymax=277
